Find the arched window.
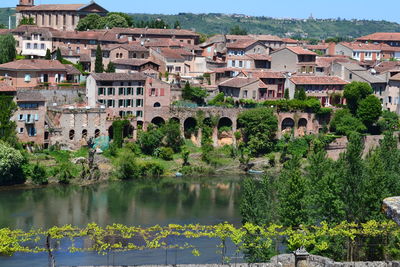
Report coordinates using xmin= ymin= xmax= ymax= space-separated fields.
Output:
xmin=81 ymin=129 xmax=87 ymax=139
xmin=153 ymin=102 xmax=161 ymax=107
xmin=95 ymin=129 xmax=100 ymax=138
xmin=69 ymin=130 xmax=75 ymax=140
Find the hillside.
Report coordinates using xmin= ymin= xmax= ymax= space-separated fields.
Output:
xmin=130 ymin=13 xmax=400 ymax=39
xmin=1 ymin=7 xmax=400 ymax=39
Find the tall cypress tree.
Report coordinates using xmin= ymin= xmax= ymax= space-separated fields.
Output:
xmin=105 ymin=62 xmax=116 ymax=73
xmin=44 ymin=49 xmax=51 ymax=60
xmin=56 ymin=48 xmax=63 ymax=62
xmin=95 ymin=44 xmax=104 ymax=73
xmin=0 ymin=34 xmax=16 ymax=64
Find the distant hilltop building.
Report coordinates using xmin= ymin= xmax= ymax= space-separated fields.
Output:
xmin=16 ymin=0 xmax=108 ymax=31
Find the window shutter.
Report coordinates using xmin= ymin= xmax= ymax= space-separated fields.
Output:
xmin=149 ymin=88 xmax=152 ymax=96
xmin=155 ymin=89 xmax=158 ymax=97
xmin=160 ymin=88 xmax=165 ymax=96
xmin=35 ymin=114 xmax=39 ymax=121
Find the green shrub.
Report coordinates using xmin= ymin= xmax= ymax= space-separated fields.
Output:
xmin=54 ymin=162 xmax=75 ymax=184
xmin=0 ymin=141 xmax=26 ymax=186
xmin=139 ymin=162 xmax=165 ymax=177
xmin=114 ymin=152 xmax=139 ymax=180
xmin=158 ymin=147 xmax=174 ymax=161
xmin=124 ymin=142 xmax=141 ymax=156
xmin=29 ymin=162 xmax=48 ymax=185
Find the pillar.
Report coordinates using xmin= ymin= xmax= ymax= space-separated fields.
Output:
xmin=294 ymin=247 xmax=310 ymax=267
xmin=212 ymin=126 xmax=218 ymax=147
xmin=232 ymin=118 xmax=237 ymax=147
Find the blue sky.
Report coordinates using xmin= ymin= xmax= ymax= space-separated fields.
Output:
xmin=2 ymin=0 xmax=400 ymax=23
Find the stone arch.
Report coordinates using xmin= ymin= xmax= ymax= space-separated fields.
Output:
xmin=298 ymin=118 xmax=308 ymax=128
xmin=297 ymin=118 xmax=308 ymax=137
xmin=153 ymin=102 xmax=161 ymax=108
xmin=151 ymin=117 xmax=165 ymax=126
xmin=108 ymin=126 xmax=113 ymax=139
xmin=170 ymin=117 xmax=180 ymax=124
xmin=218 ymin=117 xmax=233 ymax=130
xmin=123 ymin=124 xmax=134 ymax=138
xmin=69 ymin=130 xmax=75 ymax=140
xmin=282 ymin=118 xmax=295 ymax=131
xmin=184 ymin=117 xmax=197 ymax=139
xmin=95 ymin=129 xmax=100 ymax=138
xmin=81 ymin=129 xmax=88 ymax=139
xmin=218 ymin=117 xmax=234 ymax=145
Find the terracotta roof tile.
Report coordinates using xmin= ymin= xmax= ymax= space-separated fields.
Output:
xmin=390 ymin=73 xmax=400 ymax=81
xmin=226 ymin=39 xmax=259 ymax=49
xmin=16 ymin=91 xmax=45 ymax=102
xmin=246 ymin=54 xmax=272 ymax=61
xmin=112 ymin=59 xmax=159 ymax=67
xmin=25 ymin=4 xmax=86 ymax=11
xmin=218 ymin=77 xmax=259 ymax=88
xmin=290 ymin=75 xmax=348 ymax=85
xmin=0 ymin=82 xmax=16 ymax=92
xmin=251 ymin=34 xmax=282 ymax=42
xmin=357 ymin=32 xmax=400 ymax=42
xmin=111 ymin=28 xmax=199 ymax=37
xmin=307 ymin=44 xmax=329 ymax=50
xmin=286 ymin=46 xmax=317 ymax=55
xmin=251 ymin=71 xmax=285 ymax=79
xmin=0 ymin=59 xmax=66 ymax=71
xmin=282 ymin=38 xmax=299 ymax=44
xmin=340 ymin=42 xmax=383 ymax=51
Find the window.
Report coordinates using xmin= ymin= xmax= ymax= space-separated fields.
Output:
xmin=175 ymin=66 xmax=181 ymax=72
xmin=243 ymin=90 xmax=248 ymax=98
xmin=389 ymin=96 xmax=392 ymax=104
xmin=239 ymin=61 xmax=243 ymax=68
xmin=98 ymin=87 xmax=105 ymax=96
xmin=34 ymin=43 xmax=38 ymax=49
xmin=154 ymin=102 xmax=161 ymax=107
xmin=107 ymin=100 xmax=115 ymax=108
xmin=107 ymin=88 xmax=115 ymax=95
xmin=18 ymin=128 xmax=24 ymax=134
xmin=349 ymin=73 xmax=353 ymax=80
xmin=137 ymin=87 xmax=143 ymax=95
xmin=41 ymin=44 xmax=45 ymax=49
xmin=28 ymin=126 xmax=36 ymax=137
xmin=126 ymin=87 xmax=132 ymax=95
xmin=125 ymin=99 xmax=132 ymax=107
xmin=26 ymin=43 xmax=31 ymax=49
xmin=69 ymin=130 xmax=75 ymax=140
xmin=76 ymin=47 xmax=80 ymax=54
xmin=24 ymin=74 xmax=31 ymax=82
xmin=136 ymin=99 xmax=143 ymax=107
xmin=119 ymin=88 xmax=124 ymax=95
xmin=136 ymin=110 xmax=143 ymax=117
xmin=151 ymin=88 xmax=156 ymax=96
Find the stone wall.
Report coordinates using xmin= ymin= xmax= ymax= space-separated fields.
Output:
xmin=23 ymin=88 xmax=86 ymax=106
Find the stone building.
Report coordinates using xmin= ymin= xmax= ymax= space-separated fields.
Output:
xmin=16 ymin=0 xmax=108 ymax=31
xmin=86 ymin=73 xmax=171 ymax=131
xmin=14 ymin=90 xmax=48 ymax=146
xmin=271 ymin=47 xmax=317 ymax=74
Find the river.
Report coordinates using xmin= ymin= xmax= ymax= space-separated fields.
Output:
xmin=0 ymin=176 xmax=246 ymax=267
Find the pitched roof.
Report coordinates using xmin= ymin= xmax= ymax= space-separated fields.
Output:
xmin=285 ymin=46 xmax=317 ymax=55
xmin=282 ymin=38 xmax=299 ymax=44
xmin=307 ymin=44 xmax=329 ymax=50
xmin=373 ymin=61 xmax=400 ymax=73
xmin=0 ymin=59 xmax=66 ymax=71
xmin=352 ymin=70 xmax=386 ymax=84
xmin=316 ymin=56 xmax=351 ymax=68
xmin=156 ymin=48 xmax=192 ymax=60
xmin=246 ymin=54 xmax=272 ymax=61
xmin=0 ymin=82 xmax=16 ymax=92
xmin=226 ymin=39 xmax=260 ymax=49
xmin=337 ymin=62 xmax=366 ymax=71
xmin=290 ymin=76 xmax=348 ymax=85
xmin=390 ymin=73 xmax=400 ymax=81
xmin=16 ymin=91 xmax=45 ymax=102
xmin=52 ymin=30 xmax=125 ymax=43
xmin=111 ymin=28 xmax=199 ymax=37
xmin=103 ymin=43 xmax=148 ymax=52
xmin=112 ymin=59 xmax=159 ymax=67
xmin=251 ymin=34 xmax=282 ymax=42
xmin=251 ymin=71 xmax=285 ymax=79
xmin=218 ymin=77 xmax=259 ymax=88
xmin=64 ymin=64 xmax=81 ymax=75
xmin=339 ymin=42 xmax=383 ymax=51
xmin=90 ymin=73 xmax=147 ymax=81
xmin=24 ymin=4 xmax=86 ymax=11
xmin=357 ymin=32 xmax=400 ymax=42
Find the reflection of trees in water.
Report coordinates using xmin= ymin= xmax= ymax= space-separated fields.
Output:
xmin=0 ymin=177 xmax=243 ymax=230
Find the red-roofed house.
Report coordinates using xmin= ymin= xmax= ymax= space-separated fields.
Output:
xmin=287 ymin=75 xmax=348 ymax=106
xmin=356 ymin=32 xmax=400 ymax=47
xmin=226 ymin=40 xmax=271 ymax=70
xmin=0 ymin=59 xmax=77 ymax=89
xmin=271 ymin=47 xmax=317 ymax=74
xmin=336 ymin=42 xmax=384 ymax=61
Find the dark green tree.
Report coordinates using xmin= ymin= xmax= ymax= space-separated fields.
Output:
xmin=0 ymin=141 xmax=26 ymax=186
xmin=107 ymin=12 xmax=134 ymax=27
xmin=76 ymin=14 xmax=101 ymax=31
xmin=284 ymin=88 xmax=290 ymax=99
xmin=278 ymin=156 xmax=308 ymax=227
xmin=94 ymin=44 xmax=104 ymax=73
xmin=56 ymin=48 xmax=63 ymax=62
xmin=295 ymin=87 xmax=307 ymax=100
xmin=330 ymin=109 xmax=366 ymax=136
xmin=44 ymin=48 xmax=51 ymax=60
xmin=229 ymin=25 xmax=247 ymax=35
xmin=0 ymin=95 xmax=18 ymax=146
xmin=19 ymin=16 xmax=35 ymax=26
xmin=356 ymin=95 xmax=382 ymax=131
xmin=137 ymin=124 xmax=164 ymax=155
xmin=174 ymin=20 xmax=181 ymax=29
xmin=162 ymin=120 xmax=184 ymax=153
xmin=99 ymin=14 xmax=129 ymax=29
xmin=377 ymin=110 xmax=399 ymax=132
xmin=29 ymin=162 xmax=48 ymax=185
xmin=105 ymin=62 xmax=116 ymax=73
xmin=237 ymin=108 xmax=278 ymax=156
xmin=0 ymin=34 xmax=16 ymax=64
xmin=343 ymin=81 xmax=373 ymax=115
xmin=182 ymin=81 xmax=208 ymax=105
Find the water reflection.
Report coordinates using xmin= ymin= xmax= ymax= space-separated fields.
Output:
xmin=0 ymin=176 xmax=243 ymax=231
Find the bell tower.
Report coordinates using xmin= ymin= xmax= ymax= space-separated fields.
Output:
xmin=17 ymin=0 xmax=34 ymax=9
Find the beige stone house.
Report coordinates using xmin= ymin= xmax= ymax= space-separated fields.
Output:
xmin=271 ymin=47 xmax=317 ymax=74
xmin=11 ymin=25 xmax=54 ymax=58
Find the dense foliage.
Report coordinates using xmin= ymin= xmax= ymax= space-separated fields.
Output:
xmin=0 ymin=34 xmax=16 ymax=64
xmin=182 ymin=82 xmax=208 ymax=106
xmin=237 ymin=108 xmax=278 ymax=156
xmin=94 ymin=44 xmax=104 ymax=73
xmin=0 ymin=141 xmax=26 ymax=186
xmin=0 ymin=95 xmax=18 ymax=146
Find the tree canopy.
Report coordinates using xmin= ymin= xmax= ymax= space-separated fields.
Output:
xmin=0 ymin=34 xmax=16 ymax=64
xmin=343 ymin=81 xmax=373 ymax=115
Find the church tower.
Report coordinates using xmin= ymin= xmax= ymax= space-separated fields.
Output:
xmin=18 ymin=0 xmax=34 ymax=7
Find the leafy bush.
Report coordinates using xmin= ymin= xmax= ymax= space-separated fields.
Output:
xmin=54 ymin=162 xmax=75 ymax=184
xmin=330 ymin=109 xmax=366 ymax=136
xmin=158 ymin=147 xmax=174 ymax=161
xmin=138 ymin=162 xmax=165 ymax=177
xmin=0 ymin=141 xmax=26 ymax=186
xmin=138 ymin=125 xmax=164 ymax=155
xmin=114 ymin=152 xmax=139 ymax=180
xmin=29 ymin=162 xmax=48 ymax=185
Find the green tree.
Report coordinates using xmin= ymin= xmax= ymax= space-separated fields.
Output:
xmin=76 ymin=14 xmax=101 ymax=31
xmin=343 ymin=81 xmax=373 ymax=115
xmin=107 ymin=12 xmax=134 ymax=27
xmin=94 ymin=44 xmax=104 ymax=73
xmin=294 ymin=87 xmax=307 ymax=100
xmin=29 ymin=162 xmax=48 ymax=185
xmin=0 ymin=95 xmax=18 ymax=146
xmin=137 ymin=124 xmax=164 ymax=155
xmin=162 ymin=120 xmax=184 ymax=153
xmin=105 ymin=62 xmax=116 ymax=73
xmin=114 ymin=152 xmax=139 ymax=180
xmin=284 ymin=88 xmax=290 ymax=99
xmin=174 ymin=20 xmax=181 ymax=29
xmin=230 ymin=25 xmax=247 ymax=35
xmin=0 ymin=34 xmax=16 ymax=64
xmin=330 ymin=109 xmax=366 ymax=136
xmin=182 ymin=81 xmax=208 ymax=105
xmin=237 ymin=108 xmax=278 ymax=156
xmin=56 ymin=47 xmax=63 ymax=62
xmin=377 ymin=110 xmax=399 ymax=132
xmin=0 ymin=141 xmax=26 ymax=186
xmin=99 ymin=14 xmax=129 ymax=29
xmin=356 ymin=95 xmax=382 ymax=131
xmin=19 ymin=16 xmax=35 ymax=26
xmin=278 ymin=156 xmax=308 ymax=227
xmin=44 ymin=48 xmax=51 ymax=60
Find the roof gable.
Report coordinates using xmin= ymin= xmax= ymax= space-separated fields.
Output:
xmin=78 ymin=2 xmax=108 ymax=13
